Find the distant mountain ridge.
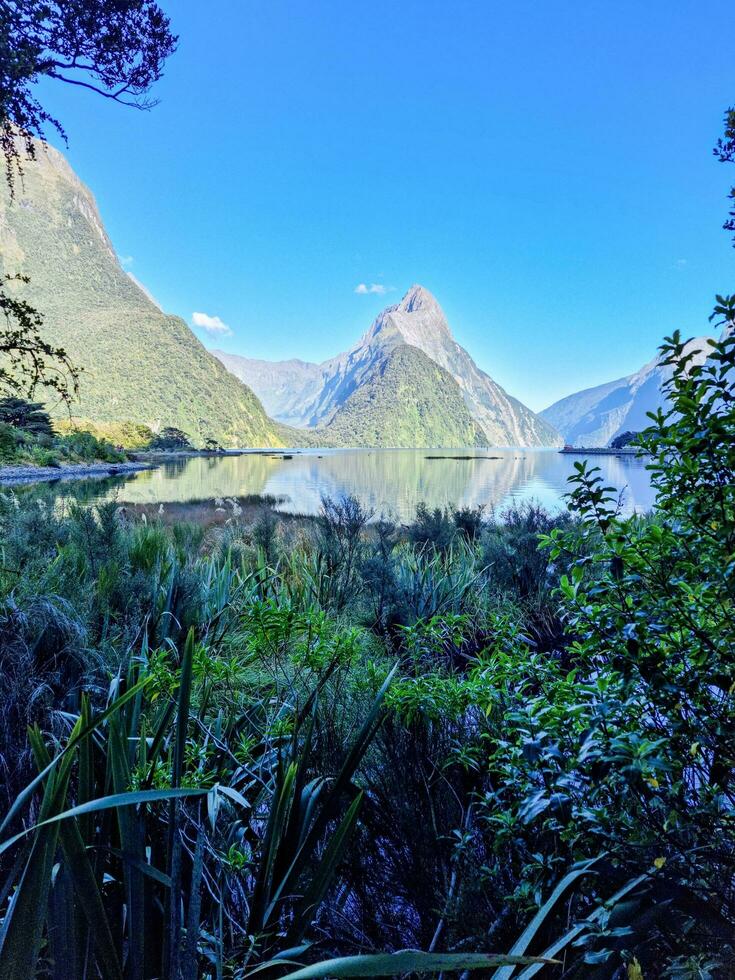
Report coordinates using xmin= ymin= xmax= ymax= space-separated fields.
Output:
xmin=541 ymin=336 xmax=714 ymax=446
xmin=0 ymin=142 xmax=286 ymax=448
xmin=216 ymin=286 xmax=561 ymax=447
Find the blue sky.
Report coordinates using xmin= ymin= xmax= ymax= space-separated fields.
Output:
xmin=37 ymin=0 xmax=734 ymax=411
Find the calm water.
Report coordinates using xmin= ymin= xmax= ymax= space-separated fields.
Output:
xmin=18 ymin=448 xmax=656 ymax=519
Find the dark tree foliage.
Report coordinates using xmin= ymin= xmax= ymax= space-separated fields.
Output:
xmin=714 ymin=106 xmax=735 ymax=245
xmin=0 ymin=394 xmax=52 ymax=434
xmin=150 ymin=426 xmax=192 ymax=450
xmin=0 ymin=0 xmax=177 ymax=191
xmin=609 ymin=429 xmax=638 ymax=449
xmin=0 ymin=274 xmax=79 ymax=403
xmin=710 ymin=293 xmax=735 ymax=339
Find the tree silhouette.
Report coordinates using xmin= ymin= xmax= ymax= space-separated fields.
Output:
xmin=0 ymin=274 xmax=79 ymax=403
xmin=714 ymin=107 xmax=735 ymax=246
xmin=0 ymin=0 xmax=177 ymax=192
xmin=0 ymin=395 xmax=53 ymax=435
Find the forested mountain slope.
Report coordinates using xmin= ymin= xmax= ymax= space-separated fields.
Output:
xmin=0 ymin=143 xmax=284 ymax=448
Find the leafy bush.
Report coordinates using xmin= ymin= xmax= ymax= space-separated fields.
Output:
xmin=481 ymin=328 xmax=735 ymax=970
xmin=453 ymin=503 xmax=485 ymax=540
xmin=56 ymin=429 xmax=126 ymax=462
xmin=408 ymin=502 xmax=456 ymax=551
xmin=0 ymin=422 xmax=21 ymax=461
xmin=26 ymin=444 xmax=59 ymax=467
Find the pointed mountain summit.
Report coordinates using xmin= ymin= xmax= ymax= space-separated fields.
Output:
xmin=217 ymin=285 xmax=561 ymax=447
xmin=363 ymin=284 xmax=453 ymax=354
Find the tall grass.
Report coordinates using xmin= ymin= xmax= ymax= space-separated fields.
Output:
xmin=0 ymin=489 xmax=732 ymax=976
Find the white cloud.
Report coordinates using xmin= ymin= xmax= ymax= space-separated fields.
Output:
xmin=192 ymin=311 xmax=233 ymax=336
xmin=354 ymin=282 xmax=389 ymax=295
xmin=118 ymin=254 xmax=134 ymax=268
xmin=674 ymin=258 xmax=688 ymax=268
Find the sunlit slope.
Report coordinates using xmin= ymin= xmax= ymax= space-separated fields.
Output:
xmin=318 ymin=344 xmax=489 ymax=447
xmin=217 ymin=285 xmax=562 ymax=447
xmin=0 ymin=143 xmax=284 ymax=448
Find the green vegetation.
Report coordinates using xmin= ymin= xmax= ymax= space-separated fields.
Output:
xmin=0 ymin=395 xmax=54 ymax=435
xmin=609 ymin=429 xmax=639 ymax=448
xmin=0 ymin=330 xmax=733 ymax=977
xmin=54 ymin=416 xmax=157 ymax=449
xmin=149 ymin=425 xmax=194 ymax=451
xmin=0 ymin=409 xmax=243 ymax=469
xmin=320 ymin=345 xmax=489 ymax=447
xmin=0 ymin=145 xmax=288 ymax=449
xmin=0 ymin=423 xmax=126 ymax=468
xmin=0 ymin=397 xmax=125 ymax=467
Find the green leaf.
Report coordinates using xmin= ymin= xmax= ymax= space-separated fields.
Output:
xmin=0 ymin=788 xmax=208 ymax=859
xmin=492 ymin=858 xmax=599 ymax=979
xmin=0 ymin=677 xmax=153 ymax=839
xmin=275 ymin=950 xmax=557 ymax=980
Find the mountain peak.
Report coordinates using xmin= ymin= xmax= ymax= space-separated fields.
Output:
xmin=219 ymin=278 xmax=561 ymax=447
xmin=383 ymin=284 xmax=454 ymax=353
xmin=398 ymin=284 xmax=440 ymax=313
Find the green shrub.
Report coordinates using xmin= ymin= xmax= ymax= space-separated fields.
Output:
xmin=27 ymin=444 xmax=59 ymax=467
xmin=0 ymin=422 xmax=21 ymax=461
xmin=408 ymin=502 xmax=456 ymax=551
xmin=57 ymin=429 xmax=125 ymax=462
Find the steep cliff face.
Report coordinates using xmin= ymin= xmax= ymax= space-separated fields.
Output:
xmin=0 ymin=142 xmax=285 ymax=448
xmin=218 ymin=285 xmax=562 ymax=447
xmin=541 ymin=337 xmax=713 ymax=446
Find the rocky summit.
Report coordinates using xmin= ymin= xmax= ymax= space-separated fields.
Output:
xmin=217 ymin=285 xmax=561 ymax=448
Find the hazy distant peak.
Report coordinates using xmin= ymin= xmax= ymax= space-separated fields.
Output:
xmin=541 ymin=333 xmax=715 ymax=446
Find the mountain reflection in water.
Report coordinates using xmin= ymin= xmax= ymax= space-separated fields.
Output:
xmin=20 ymin=448 xmax=656 ymax=520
